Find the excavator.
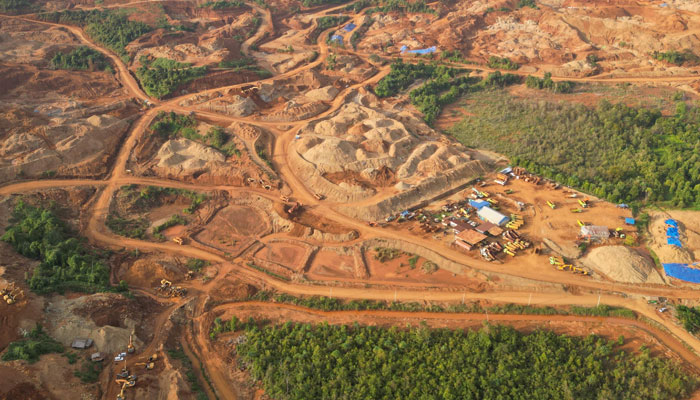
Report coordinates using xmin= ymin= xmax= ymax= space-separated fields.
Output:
xmin=127 ymin=334 xmax=135 ymax=354
xmin=135 ymin=353 xmax=157 ymax=370
xmin=116 ymin=378 xmax=136 ymax=400
xmin=546 ymin=200 xmax=556 ymax=209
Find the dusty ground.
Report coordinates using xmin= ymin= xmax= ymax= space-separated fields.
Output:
xmin=4 ymin=0 xmax=700 ymax=398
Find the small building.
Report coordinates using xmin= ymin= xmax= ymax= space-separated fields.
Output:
xmin=446 ymin=219 xmax=471 ymax=233
xmin=71 ymin=338 xmax=93 ymax=350
xmin=475 ymin=222 xmax=496 ymax=234
xmin=454 ymin=229 xmax=487 ymax=251
xmin=580 ymin=225 xmax=610 ymax=240
xmin=624 ymin=218 xmax=635 ymax=225
xmin=477 ymin=206 xmax=509 ymax=226
xmin=91 ymin=352 xmax=105 ymax=362
xmin=343 ymin=23 xmax=356 ymax=32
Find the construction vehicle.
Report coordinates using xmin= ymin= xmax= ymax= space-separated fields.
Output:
xmin=503 ymin=249 xmax=515 ymax=257
xmin=572 ymin=266 xmax=589 ymax=275
xmin=549 ymin=256 xmax=564 ymax=265
xmin=578 ymin=198 xmax=590 ymax=208
xmin=314 ymin=193 xmax=325 ymax=200
xmin=570 ymin=208 xmax=582 ymax=213
xmin=115 ymin=378 xmax=136 ymax=400
xmin=557 ymin=264 xmax=573 ymax=271
xmin=135 ymin=361 xmax=155 ymax=370
xmin=577 ymin=220 xmax=585 ymax=227
xmin=287 ymin=201 xmax=302 ymax=214
xmin=172 ymin=237 xmax=184 ymax=245
xmin=127 ymin=334 xmax=135 ymax=354
xmin=185 ymin=270 xmax=195 ymax=280
xmin=280 ymin=195 xmax=290 ymax=202
xmin=546 ymin=200 xmax=556 ymax=209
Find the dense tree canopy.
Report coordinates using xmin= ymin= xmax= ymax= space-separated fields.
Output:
xmin=50 ymin=46 xmax=108 ymax=71
xmin=1 ymin=201 xmax=111 ymax=293
xmin=236 ymin=320 xmax=696 ymax=400
xmin=136 ymin=58 xmax=206 ymax=98
xmin=449 ymin=91 xmax=700 ymax=207
xmin=39 ymin=10 xmax=152 ymax=59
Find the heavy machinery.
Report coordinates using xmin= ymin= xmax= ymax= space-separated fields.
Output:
xmin=2 ymin=284 xmax=23 ymax=305
xmin=549 ymin=256 xmax=565 ymax=265
xmin=172 ymin=237 xmax=184 ymax=245
xmin=280 ymin=195 xmax=290 ymax=202
xmin=570 ymin=208 xmax=582 ymax=213
xmin=577 ymin=220 xmax=585 ymax=227
xmin=546 ymin=200 xmax=556 ymax=209
xmin=287 ymin=201 xmax=302 ymax=214
xmin=578 ymin=198 xmax=590 ymax=208
xmin=314 ymin=193 xmax=325 ymax=200
xmin=557 ymin=264 xmax=573 ymax=271
xmin=116 ymin=378 xmax=136 ymax=400
xmin=127 ymin=334 xmax=135 ymax=354
xmin=135 ymin=361 xmax=155 ymax=370
xmin=572 ymin=266 xmax=589 ymax=275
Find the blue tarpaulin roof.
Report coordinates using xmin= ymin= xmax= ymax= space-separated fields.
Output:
xmin=401 ymin=46 xmax=437 ymax=55
xmin=666 ymin=219 xmax=678 ymax=227
xmin=667 ymin=237 xmax=683 ymax=247
xmin=469 ymin=200 xmax=490 ymax=210
xmin=343 ymin=23 xmax=356 ymax=32
xmin=624 ymin=218 xmax=635 ymax=225
xmin=664 ymin=263 xmax=700 ymax=283
xmin=330 ymin=34 xmax=343 ymax=44
xmin=667 ymin=227 xmax=679 ymax=237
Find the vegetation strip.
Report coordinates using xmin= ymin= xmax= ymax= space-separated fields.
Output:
xmin=223 ymin=316 xmax=696 ymax=399
xmin=448 ymin=90 xmax=700 ymax=207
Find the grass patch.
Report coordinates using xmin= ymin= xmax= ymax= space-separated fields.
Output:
xmin=448 ymin=90 xmax=700 ymax=208
xmin=246 ymin=262 xmax=290 ymax=281
xmin=106 ymin=213 xmax=149 ymax=239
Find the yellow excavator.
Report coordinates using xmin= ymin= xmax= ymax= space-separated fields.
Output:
xmin=116 ymin=378 xmax=136 ymax=400
xmin=127 ymin=334 xmax=135 ymax=354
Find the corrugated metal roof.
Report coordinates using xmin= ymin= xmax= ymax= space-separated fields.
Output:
xmin=477 ymin=207 xmax=509 ymax=226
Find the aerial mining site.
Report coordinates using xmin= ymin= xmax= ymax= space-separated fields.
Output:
xmin=3 ymin=0 xmax=700 ymax=398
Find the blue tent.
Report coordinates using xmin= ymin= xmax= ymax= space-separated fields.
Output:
xmin=469 ymin=200 xmax=490 ymax=210
xmin=624 ymin=218 xmax=635 ymax=225
xmin=343 ymin=23 xmax=356 ymax=32
xmin=666 ymin=219 xmax=678 ymax=227
xmin=667 ymin=237 xmax=682 ymax=247
xmin=667 ymin=227 xmax=679 ymax=237
xmin=330 ymin=34 xmax=343 ymax=45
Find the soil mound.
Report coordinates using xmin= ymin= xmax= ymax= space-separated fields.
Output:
xmin=581 ymin=246 xmax=664 ymax=284
xmin=156 ymin=138 xmax=226 ymax=171
xmin=123 ymin=258 xmax=183 ymax=287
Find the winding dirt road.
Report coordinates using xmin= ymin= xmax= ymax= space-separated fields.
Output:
xmin=3 ymin=2 xmax=700 ymax=399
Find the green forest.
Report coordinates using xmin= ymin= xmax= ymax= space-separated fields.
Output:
xmin=136 ymin=57 xmax=206 ymax=98
xmin=375 ymin=60 xmax=519 ymax=125
xmin=525 ymin=72 xmax=574 ymax=93
xmin=676 ymin=305 xmax=700 ymax=333
xmin=449 ymin=91 xmax=700 ymax=207
xmin=50 ymin=46 xmax=108 ymax=71
xmin=39 ymin=10 xmax=152 ymax=60
xmin=235 ymin=319 xmax=696 ymax=400
xmin=652 ymin=50 xmax=699 ymax=66
xmin=1 ymin=201 xmax=111 ymax=294
xmin=0 ymin=0 xmax=30 ymax=12
xmin=2 ymin=324 xmax=64 ymax=363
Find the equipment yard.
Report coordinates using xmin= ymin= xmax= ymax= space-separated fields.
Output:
xmin=3 ymin=0 xmax=700 ymax=398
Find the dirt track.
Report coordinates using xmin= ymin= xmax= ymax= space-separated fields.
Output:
xmin=3 ymin=1 xmax=700 ymax=399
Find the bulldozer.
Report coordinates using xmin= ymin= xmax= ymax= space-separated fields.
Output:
xmin=127 ymin=334 xmax=135 ymax=354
